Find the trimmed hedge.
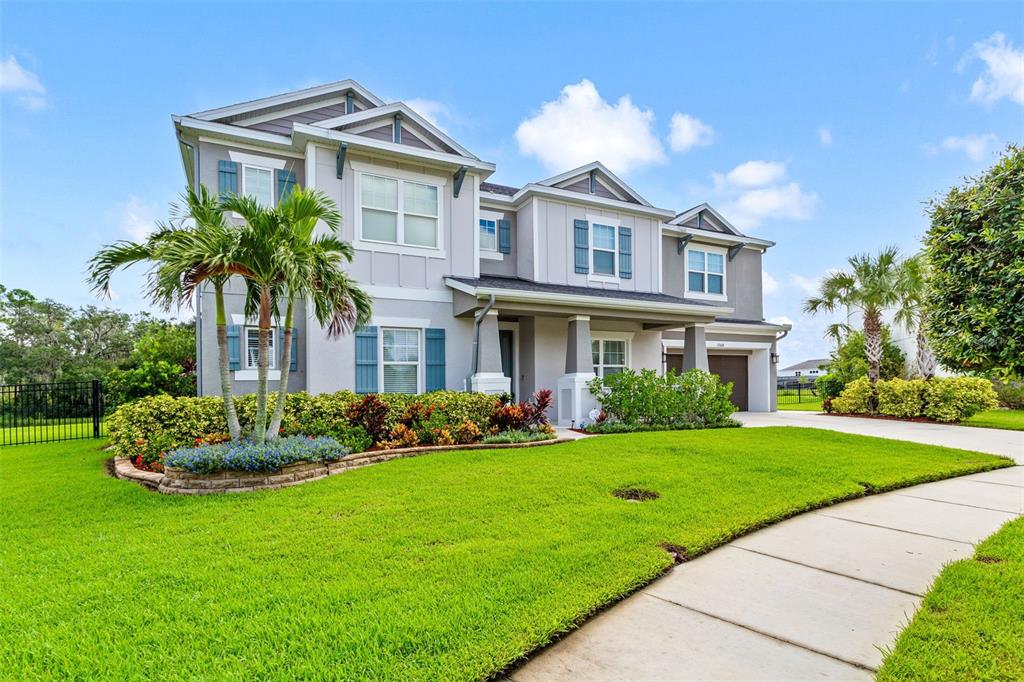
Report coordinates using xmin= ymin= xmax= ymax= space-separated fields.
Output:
xmin=832 ymin=376 xmax=998 ymax=422
xmin=109 ymin=391 xmax=498 ymax=460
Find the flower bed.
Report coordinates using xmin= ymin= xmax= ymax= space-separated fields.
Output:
xmin=164 ymin=436 xmax=348 ymax=474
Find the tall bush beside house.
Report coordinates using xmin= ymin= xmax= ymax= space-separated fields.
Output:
xmin=924 ymin=145 xmax=1024 ymax=380
xmin=586 ymin=368 xmax=736 ymax=430
xmin=831 ymin=377 xmax=873 ymax=415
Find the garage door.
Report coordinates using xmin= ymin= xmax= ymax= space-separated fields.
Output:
xmin=708 ymin=354 xmax=748 ymax=412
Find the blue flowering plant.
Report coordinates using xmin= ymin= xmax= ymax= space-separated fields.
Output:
xmin=164 ymin=435 xmax=349 ymax=475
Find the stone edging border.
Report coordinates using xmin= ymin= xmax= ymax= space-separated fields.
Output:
xmin=111 ymin=437 xmax=573 ymax=495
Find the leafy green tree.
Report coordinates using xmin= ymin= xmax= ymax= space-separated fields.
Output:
xmin=804 ymin=246 xmax=907 ymax=384
xmin=924 ymin=145 xmax=1024 ymax=380
xmin=222 ymin=187 xmax=371 ymax=442
xmin=88 ymin=186 xmax=245 ymax=439
xmin=826 ymin=328 xmax=906 ymax=386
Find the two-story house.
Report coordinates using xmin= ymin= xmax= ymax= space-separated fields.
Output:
xmin=174 ymin=79 xmax=790 ymax=424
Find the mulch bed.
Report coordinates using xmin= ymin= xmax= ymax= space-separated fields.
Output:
xmin=826 ymin=412 xmax=949 ymax=425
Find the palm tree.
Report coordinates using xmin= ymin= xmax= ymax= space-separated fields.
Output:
xmin=894 ymin=254 xmax=936 ymax=379
xmin=222 ymin=188 xmax=371 ymax=443
xmin=87 ymin=185 xmax=245 ymax=439
xmin=264 ymin=188 xmax=372 ymax=438
xmin=803 ymin=246 xmax=906 ymax=385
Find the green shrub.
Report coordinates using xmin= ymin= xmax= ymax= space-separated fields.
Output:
xmin=480 ymin=429 xmax=553 ymax=445
xmin=104 ymin=361 xmax=195 ymax=412
xmin=993 ymin=380 xmax=1024 ymax=409
xmin=587 ymin=368 xmax=736 ymax=428
xmin=108 ymin=390 xmax=501 ymax=456
xmin=831 ymin=377 xmax=873 ymax=414
xmin=584 ymin=420 xmax=739 ymax=434
xmin=815 ymin=374 xmax=845 ymax=401
xmin=923 ymin=377 xmax=1000 ymax=422
xmin=877 ymin=378 xmax=927 ymax=418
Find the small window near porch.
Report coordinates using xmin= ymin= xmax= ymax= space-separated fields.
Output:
xmin=244 ymin=327 xmax=276 ymax=370
xmin=382 ymin=328 xmax=420 ymax=393
xmin=592 ymin=339 xmax=627 ymax=376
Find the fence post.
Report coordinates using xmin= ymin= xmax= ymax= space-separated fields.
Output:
xmin=91 ymin=379 xmax=101 ymax=439
xmin=798 ymin=383 xmax=802 ymax=402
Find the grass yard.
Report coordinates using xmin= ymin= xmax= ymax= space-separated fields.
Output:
xmin=961 ymin=408 xmax=1024 ymax=431
xmin=777 ymin=398 xmax=824 ymax=411
xmin=0 ymin=429 xmax=1010 ymax=680
xmin=0 ymin=419 xmax=107 ymax=445
xmin=879 ymin=516 xmax=1024 ymax=680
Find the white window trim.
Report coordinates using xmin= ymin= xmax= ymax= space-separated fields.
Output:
xmin=228 ymin=150 xmax=288 ymax=170
xmin=587 ymin=215 xmax=620 ymax=283
xmin=592 ymin=336 xmax=631 ymax=376
xmin=479 ymin=218 xmax=499 ymax=253
xmin=353 ymin=170 xmax=447 ymax=258
xmin=379 ymin=326 xmax=424 ymax=394
xmin=684 ymin=244 xmax=728 ymax=301
xmin=244 ymin=326 xmax=277 ymax=371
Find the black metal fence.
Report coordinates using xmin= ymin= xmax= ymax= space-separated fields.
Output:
xmin=776 ymin=380 xmax=821 ymax=407
xmin=0 ymin=380 xmax=105 ymax=446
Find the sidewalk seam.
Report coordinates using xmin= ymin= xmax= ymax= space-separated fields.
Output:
xmin=812 ymin=512 xmax=977 ymax=545
xmin=893 ymin=492 xmax=1022 ymax=515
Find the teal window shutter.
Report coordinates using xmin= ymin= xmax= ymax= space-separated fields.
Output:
xmin=290 ymin=327 xmax=298 ymax=371
xmin=618 ymin=226 xmax=633 ymax=279
xmin=425 ymin=328 xmax=446 ymax=392
xmin=227 ymin=324 xmax=241 ymax=370
xmin=276 ymin=169 xmax=297 ymax=204
xmin=218 ymin=160 xmax=238 ymax=198
xmin=574 ymin=219 xmax=589 ymax=274
xmin=498 ymin=219 xmax=511 ymax=254
xmin=355 ymin=326 xmax=379 ymax=394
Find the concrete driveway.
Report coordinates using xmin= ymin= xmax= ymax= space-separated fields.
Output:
xmin=511 ymin=466 xmax=1023 ymax=681
xmin=736 ymin=410 xmax=1023 ymax=463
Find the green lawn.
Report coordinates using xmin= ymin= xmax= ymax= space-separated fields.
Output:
xmin=0 ymin=420 xmax=106 ymax=445
xmin=879 ymin=516 xmax=1024 ymax=680
xmin=961 ymin=408 xmax=1024 ymax=431
xmin=777 ymin=398 xmax=823 ymax=411
xmin=0 ymin=430 xmax=1010 ymax=680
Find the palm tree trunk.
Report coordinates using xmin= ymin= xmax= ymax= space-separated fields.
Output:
xmin=916 ymin=321 xmax=936 ymax=380
xmin=252 ymin=285 xmax=272 ymax=445
xmin=863 ymin=309 xmax=883 ymax=385
xmin=214 ymin=281 xmax=242 ymax=440
xmin=266 ymin=296 xmax=294 ymax=440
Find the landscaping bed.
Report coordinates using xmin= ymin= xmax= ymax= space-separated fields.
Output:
xmin=0 ymin=428 xmax=1010 ymax=680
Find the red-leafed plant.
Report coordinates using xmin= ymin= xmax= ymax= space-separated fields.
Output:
xmin=346 ymin=394 xmax=390 ymax=444
xmin=489 ymin=389 xmax=554 ymax=432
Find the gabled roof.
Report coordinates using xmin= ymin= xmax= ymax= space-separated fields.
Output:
xmin=188 ymin=79 xmax=385 ymax=123
xmin=669 ymin=203 xmax=743 ymax=236
xmin=779 ymin=358 xmax=830 ymax=372
xmin=537 ymin=161 xmax=652 ymax=207
xmin=313 ymin=102 xmax=478 ymax=160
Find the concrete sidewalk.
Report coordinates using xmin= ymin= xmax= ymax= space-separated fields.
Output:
xmin=511 ymin=466 xmax=1023 ymax=681
xmin=736 ymin=410 xmax=1024 ymax=463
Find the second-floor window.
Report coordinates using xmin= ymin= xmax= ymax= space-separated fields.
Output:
xmin=243 ymin=165 xmax=274 ymax=207
xmin=360 ymin=173 xmax=440 ymax=249
xmin=686 ymin=247 xmax=726 ymax=297
xmin=479 ymin=219 xmax=497 ymax=252
xmin=592 ymin=222 xmax=618 ymax=276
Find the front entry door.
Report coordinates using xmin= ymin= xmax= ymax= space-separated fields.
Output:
xmin=708 ymin=354 xmax=749 ymax=411
xmin=499 ymin=330 xmax=515 ymax=398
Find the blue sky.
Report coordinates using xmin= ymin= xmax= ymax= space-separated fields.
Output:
xmin=1 ymin=2 xmax=1021 ymax=365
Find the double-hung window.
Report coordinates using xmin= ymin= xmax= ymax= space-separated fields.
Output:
xmin=244 ymin=327 xmax=276 ymax=370
xmin=360 ymin=173 xmax=440 ymax=249
xmin=479 ymin=219 xmax=497 ymax=252
xmin=592 ymin=222 xmax=617 ymax=276
xmin=686 ymin=248 xmax=726 ymax=296
xmin=381 ymin=328 xmax=420 ymax=393
xmin=242 ymin=165 xmax=274 ymax=207
xmin=592 ymin=339 xmax=628 ymax=376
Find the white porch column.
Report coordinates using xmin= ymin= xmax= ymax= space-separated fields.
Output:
xmin=470 ymin=309 xmax=511 ymax=394
xmin=682 ymin=324 xmax=709 ymax=372
xmin=557 ymin=315 xmax=597 ymax=426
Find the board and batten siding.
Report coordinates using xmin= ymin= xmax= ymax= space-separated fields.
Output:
xmin=530 ymin=198 xmax=659 ymax=293
xmin=660 ymin=235 xmax=765 ymax=319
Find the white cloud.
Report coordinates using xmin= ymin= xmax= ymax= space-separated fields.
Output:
xmin=768 ymin=315 xmax=793 ymax=327
xmin=0 ymin=55 xmax=47 ymax=110
xmin=515 ymin=79 xmax=666 ymax=174
xmin=723 ymin=160 xmax=787 ymax=188
xmin=817 ymin=127 xmax=833 ymax=147
xmin=667 ymin=113 xmax=714 ymax=152
xmin=405 ymin=98 xmax=450 ymax=132
xmin=789 ymin=272 xmax=822 ymax=297
xmin=723 ymin=182 xmax=817 ymax=230
xmin=116 ymin=197 xmax=159 ymax=241
xmin=969 ymin=33 xmax=1024 ymax=106
xmin=926 ymin=133 xmax=1000 ymax=162
xmin=762 ymin=271 xmax=780 ymax=296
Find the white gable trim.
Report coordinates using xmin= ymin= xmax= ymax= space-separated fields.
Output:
xmin=188 ymin=79 xmax=385 ymax=121
xmin=669 ymin=203 xmax=743 ymax=236
xmin=537 ymin=161 xmax=652 ymax=207
xmin=234 ymin=95 xmax=349 ymax=127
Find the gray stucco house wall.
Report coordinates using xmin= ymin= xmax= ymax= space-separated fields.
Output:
xmin=176 ymin=79 xmax=789 ymax=421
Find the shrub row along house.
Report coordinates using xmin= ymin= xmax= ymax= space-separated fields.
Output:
xmin=174 ymin=79 xmax=790 ymax=424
